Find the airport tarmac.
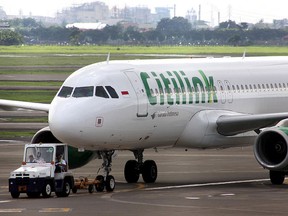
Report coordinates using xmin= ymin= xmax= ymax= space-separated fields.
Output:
xmin=1 ymin=141 xmax=288 ymax=216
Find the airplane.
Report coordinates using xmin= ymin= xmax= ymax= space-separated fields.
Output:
xmin=1 ymin=56 xmax=288 ymax=191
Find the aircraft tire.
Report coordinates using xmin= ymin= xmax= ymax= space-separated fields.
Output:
xmin=105 ymin=175 xmax=115 ymax=192
xmin=95 ymin=175 xmax=105 ymax=192
xmin=124 ymin=160 xmax=140 ymax=183
xmin=142 ymin=160 xmax=157 ymax=183
xmin=270 ymin=170 xmax=285 ymax=185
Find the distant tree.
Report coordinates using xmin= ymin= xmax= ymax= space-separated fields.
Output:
xmin=0 ymin=30 xmax=23 ymax=45
xmin=9 ymin=18 xmax=41 ymax=29
xmin=69 ymin=27 xmax=81 ymax=45
xmin=239 ymin=22 xmax=249 ymax=30
xmin=156 ymin=17 xmax=192 ymax=38
xmin=218 ymin=20 xmax=240 ymax=29
xmin=123 ymin=26 xmax=144 ymax=43
xmin=228 ymin=34 xmax=241 ymax=46
xmin=103 ymin=24 xmax=123 ymax=41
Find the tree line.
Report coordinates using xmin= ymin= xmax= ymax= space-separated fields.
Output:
xmin=1 ymin=17 xmax=288 ymax=46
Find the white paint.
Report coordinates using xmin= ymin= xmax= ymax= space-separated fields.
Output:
xmin=145 ymin=178 xmax=270 ymax=191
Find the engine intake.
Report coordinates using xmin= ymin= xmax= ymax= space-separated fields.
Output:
xmin=254 ymin=128 xmax=288 ymax=171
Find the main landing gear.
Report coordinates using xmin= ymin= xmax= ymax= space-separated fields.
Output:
xmin=124 ymin=149 xmax=158 ymax=183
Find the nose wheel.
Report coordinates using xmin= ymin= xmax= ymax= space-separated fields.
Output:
xmin=97 ymin=151 xmax=116 ymax=192
xmin=124 ymin=150 xmax=158 ymax=183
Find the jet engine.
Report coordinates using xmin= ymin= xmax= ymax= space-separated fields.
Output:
xmin=254 ymin=127 xmax=288 ymax=171
xmin=31 ymin=127 xmax=98 ymax=169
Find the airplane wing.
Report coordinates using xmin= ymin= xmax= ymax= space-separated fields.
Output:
xmin=0 ymin=99 xmax=50 ymax=112
xmin=217 ymin=112 xmax=288 ymax=136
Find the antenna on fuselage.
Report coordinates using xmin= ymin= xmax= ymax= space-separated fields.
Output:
xmin=106 ymin=52 xmax=110 ymax=64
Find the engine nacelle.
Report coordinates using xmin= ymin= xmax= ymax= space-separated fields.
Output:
xmin=31 ymin=127 xmax=98 ymax=169
xmin=254 ymin=127 xmax=288 ymax=171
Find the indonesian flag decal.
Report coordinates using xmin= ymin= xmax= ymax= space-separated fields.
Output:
xmin=121 ymin=91 xmax=130 ymax=97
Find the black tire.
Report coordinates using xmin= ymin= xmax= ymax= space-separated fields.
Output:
xmin=270 ymin=170 xmax=285 ymax=185
xmin=56 ymin=180 xmax=71 ymax=197
xmin=42 ymin=182 xmax=52 ymax=198
xmin=95 ymin=175 xmax=105 ymax=192
xmin=88 ymin=184 xmax=94 ymax=193
xmin=124 ymin=160 xmax=140 ymax=183
xmin=105 ymin=175 xmax=115 ymax=192
xmin=62 ymin=180 xmax=71 ymax=197
xmin=11 ymin=192 xmax=20 ymax=198
xmin=142 ymin=160 xmax=157 ymax=183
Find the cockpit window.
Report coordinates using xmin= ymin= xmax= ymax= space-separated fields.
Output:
xmin=105 ymin=86 xmax=119 ymax=98
xmin=58 ymin=86 xmax=73 ymax=98
xmin=96 ymin=86 xmax=109 ymax=98
xmin=72 ymin=86 xmax=94 ymax=98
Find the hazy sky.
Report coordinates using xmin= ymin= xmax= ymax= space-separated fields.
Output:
xmin=1 ymin=0 xmax=287 ymax=24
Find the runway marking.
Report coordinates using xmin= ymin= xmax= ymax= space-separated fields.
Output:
xmin=145 ymin=178 xmax=270 ymax=191
xmin=220 ymin=193 xmax=235 ymax=196
xmin=185 ymin=197 xmax=200 ymax=200
xmin=0 ymin=200 xmax=11 ymax=204
xmin=0 ymin=209 xmax=25 ymax=213
xmin=39 ymin=208 xmax=71 ymax=213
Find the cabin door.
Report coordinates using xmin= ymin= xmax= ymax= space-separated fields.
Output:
xmin=124 ymin=71 xmax=148 ymax=117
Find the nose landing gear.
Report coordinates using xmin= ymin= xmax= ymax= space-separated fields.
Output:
xmin=96 ymin=151 xmax=116 ymax=192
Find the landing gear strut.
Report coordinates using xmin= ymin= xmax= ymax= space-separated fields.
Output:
xmin=96 ymin=151 xmax=116 ymax=192
xmin=124 ymin=149 xmax=157 ymax=183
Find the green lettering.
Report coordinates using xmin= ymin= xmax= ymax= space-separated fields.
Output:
xmin=152 ymin=72 xmax=164 ymax=105
xmin=167 ymin=71 xmax=180 ymax=104
xmin=198 ymin=70 xmax=218 ymax=103
xmin=160 ymin=73 xmax=173 ymax=105
xmin=140 ymin=72 xmax=157 ymax=105
xmin=175 ymin=71 xmax=186 ymax=104
xmin=192 ymin=77 xmax=205 ymax=103
xmin=180 ymin=71 xmax=193 ymax=104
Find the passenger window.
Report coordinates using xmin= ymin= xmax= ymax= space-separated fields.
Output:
xmin=253 ymin=84 xmax=257 ymax=92
xmin=96 ymin=86 xmax=109 ymax=98
xmin=58 ymin=86 xmax=73 ymax=98
xmin=73 ymin=86 xmax=94 ymax=98
xmin=105 ymin=86 xmax=119 ymax=98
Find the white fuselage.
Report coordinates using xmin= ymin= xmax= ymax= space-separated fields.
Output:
xmin=48 ymin=57 xmax=288 ymax=151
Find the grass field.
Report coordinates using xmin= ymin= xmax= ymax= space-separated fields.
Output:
xmin=1 ymin=45 xmax=288 ymax=55
xmin=0 ymin=45 xmax=287 ymax=140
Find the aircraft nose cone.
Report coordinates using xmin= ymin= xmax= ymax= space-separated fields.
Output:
xmin=48 ymin=101 xmax=83 ymax=143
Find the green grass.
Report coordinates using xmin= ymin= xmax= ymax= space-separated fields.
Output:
xmin=0 ymin=81 xmax=62 ymax=86
xmin=1 ymin=117 xmax=48 ymax=123
xmin=0 ymin=131 xmax=36 ymax=139
xmin=0 ymin=90 xmax=57 ymax=103
xmin=1 ymin=45 xmax=288 ymax=55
